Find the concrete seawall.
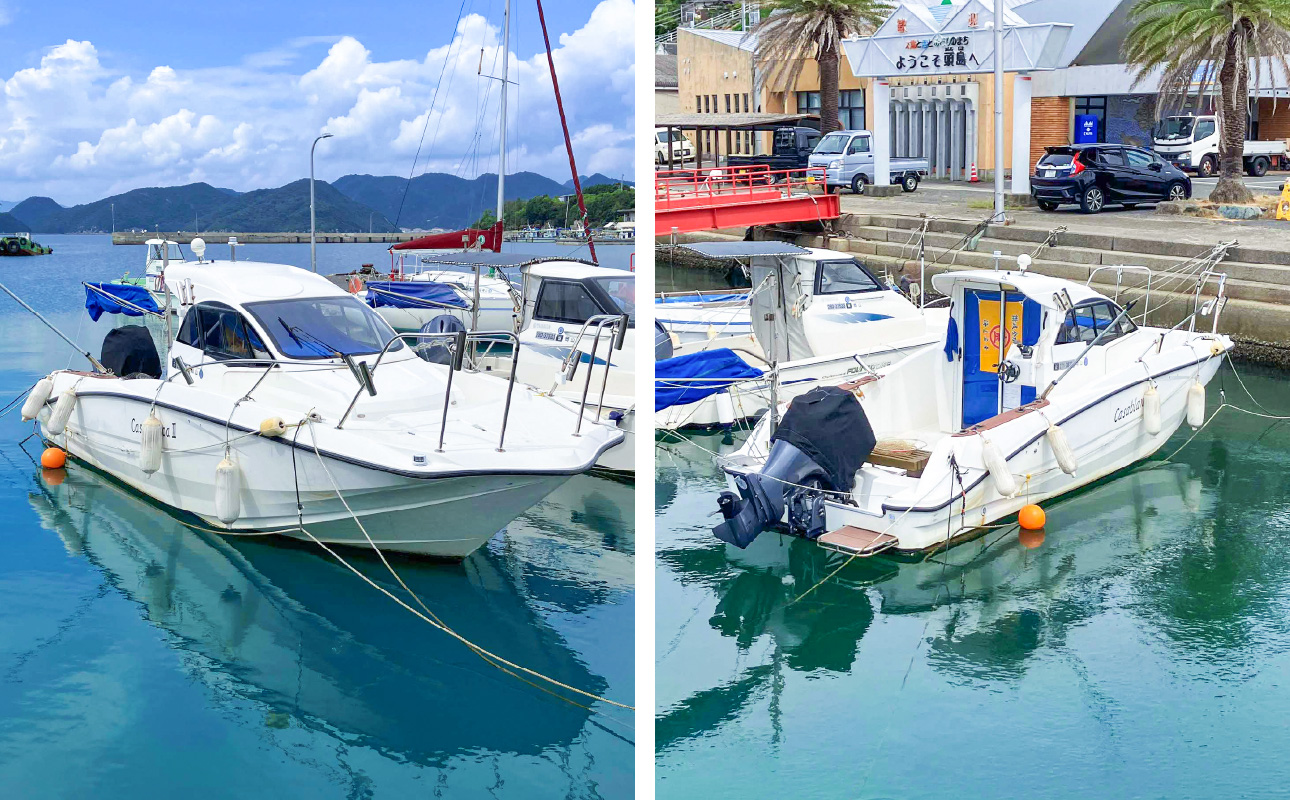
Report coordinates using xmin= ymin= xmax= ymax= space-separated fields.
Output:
xmin=112 ymin=232 xmax=424 ymax=245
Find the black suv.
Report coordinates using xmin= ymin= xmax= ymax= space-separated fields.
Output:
xmin=1031 ymin=144 xmax=1191 ymax=214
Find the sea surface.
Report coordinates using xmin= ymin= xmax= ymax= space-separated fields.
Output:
xmin=0 ymin=235 xmax=634 ymax=798
xmin=656 ymin=364 xmax=1290 ymax=798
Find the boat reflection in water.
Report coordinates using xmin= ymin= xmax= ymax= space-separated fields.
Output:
xmin=29 ymin=462 xmax=632 ymax=775
xmin=658 ymin=460 xmax=1210 ymax=747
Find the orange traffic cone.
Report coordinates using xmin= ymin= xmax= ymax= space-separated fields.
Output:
xmin=969 ymin=162 xmax=979 ymax=182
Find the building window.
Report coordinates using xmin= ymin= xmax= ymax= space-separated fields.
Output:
xmin=839 ymin=90 xmax=865 ymax=130
xmin=1074 ymin=96 xmax=1108 ymax=141
xmin=695 ymin=94 xmax=701 ymax=111
xmin=725 ymin=94 xmax=731 ymax=113
xmin=703 ymin=95 xmax=710 ymax=113
xmin=797 ymin=91 xmax=820 ymax=116
xmin=743 ymin=93 xmax=750 ymax=113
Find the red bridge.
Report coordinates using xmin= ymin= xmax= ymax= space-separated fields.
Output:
xmin=655 ymin=166 xmax=841 ymax=236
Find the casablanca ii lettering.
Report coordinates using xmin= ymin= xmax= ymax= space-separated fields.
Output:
xmin=1113 ymin=398 xmax=1143 ymax=424
xmin=131 ymin=418 xmax=178 ymax=439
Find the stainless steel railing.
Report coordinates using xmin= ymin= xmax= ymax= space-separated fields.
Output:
xmin=558 ymin=313 xmax=629 ymax=436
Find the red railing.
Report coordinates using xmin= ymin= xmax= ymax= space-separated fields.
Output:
xmin=655 ymin=166 xmax=840 ymax=235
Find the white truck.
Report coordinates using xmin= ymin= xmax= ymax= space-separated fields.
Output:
xmin=655 ymin=129 xmax=694 ymax=165
xmin=1152 ymin=114 xmax=1287 ymax=178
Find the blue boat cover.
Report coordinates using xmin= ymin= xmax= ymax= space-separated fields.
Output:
xmin=655 ymin=348 xmax=763 ymax=412
xmin=84 ymin=282 xmax=162 ymax=321
xmin=655 ymin=292 xmax=748 ymax=304
xmin=365 ymin=281 xmax=468 ymax=310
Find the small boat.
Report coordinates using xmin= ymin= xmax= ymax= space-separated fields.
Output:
xmin=655 ymin=241 xmax=946 ymax=430
xmin=712 ymin=263 xmax=1232 ymax=556
xmin=0 ymin=232 xmax=52 ymax=256
xmin=117 ymin=237 xmax=187 ymax=312
xmin=26 ymin=240 xmax=622 ymax=558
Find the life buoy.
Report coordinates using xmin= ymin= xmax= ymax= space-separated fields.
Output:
xmin=348 ymin=276 xmax=362 ymax=294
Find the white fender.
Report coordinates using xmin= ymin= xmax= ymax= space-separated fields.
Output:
xmin=1046 ymin=423 xmax=1078 ymax=475
xmin=714 ymin=392 xmax=736 ymax=427
xmin=139 ymin=413 xmax=164 ymax=474
xmin=20 ymin=377 xmax=53 ymax=421
xmin=1186 ymin=381 xmax=1206 ymax=429
xmin=980 ymin=435 xmax=1017 ymax=497
xmin=47 ymin=389 xmax=77 ymax=435
xmin=215 ymin=457 xmax=241 ymax=524
xmin=1143 ymin=383 xmax=1161 ymax=436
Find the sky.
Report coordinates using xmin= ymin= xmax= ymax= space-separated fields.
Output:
xmin=0 ymin=0 xmax=634 ymax=205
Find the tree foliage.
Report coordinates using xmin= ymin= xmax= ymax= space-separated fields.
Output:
xmin=747 ymin=0 xmax=892 ymax=133
xmin=473 ymin=186 xmax=635 ymax=230
xmin=1125 ymin=0 xmax=1290 ymax=203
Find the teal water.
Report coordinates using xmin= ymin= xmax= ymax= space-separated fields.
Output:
xmin=656 ymin=364 xmax=1290 ymax=798
xmin=0 ymin=236 xmax=633 ymax=798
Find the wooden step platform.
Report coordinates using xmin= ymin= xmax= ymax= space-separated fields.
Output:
xmin=816 ymin=525 xmax=898 ymax=557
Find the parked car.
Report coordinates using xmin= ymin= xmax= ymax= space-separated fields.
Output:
xmin=725 ymin=126 xmax=821 ymax=180
xmin=806 ymin=130 xmax=928 ymax=194
xmin=655 ymin=129 xmax=694 ymax=165
xmin=1031 ymin=144 xmax=1191 ymax=214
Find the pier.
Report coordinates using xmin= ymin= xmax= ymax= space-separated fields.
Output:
xmin=112 ymin=232 xmax=426 ymax=245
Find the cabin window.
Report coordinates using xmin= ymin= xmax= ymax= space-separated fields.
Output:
xmin=1055 ymin=300 xmax=1135 ymax=345
xmin=245 ymin=296 xmax=405 ymax=359
xmin=177 ymin=303 xmax=271 ymax=361
xmin=534 ymin=280 xmax=602 ymax=324
xmin=592 ymin=276 xmax=635 ymax=322
xmin=814 ymin=259 xmax=883 ymax=295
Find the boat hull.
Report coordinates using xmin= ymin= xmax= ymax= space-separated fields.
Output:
xmin=39 ymin=390 xmax=580 ymax=559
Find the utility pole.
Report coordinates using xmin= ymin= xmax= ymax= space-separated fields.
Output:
xmin=993 ymin=0 xmax=1005 ymax=219
xmin=110 ymin=203 xmax=115 ymax=234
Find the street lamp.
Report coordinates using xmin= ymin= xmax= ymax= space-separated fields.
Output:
xmin=310 ymin=132 xmax=334 ymax=272
xmin=110 ymin=203 xmax=115 ymax=235
xmin=369 ymin=211 xmax=374 ymax=234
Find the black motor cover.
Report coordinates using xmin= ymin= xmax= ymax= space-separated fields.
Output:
xmin=101 ymin=325 xmax=161 ymax=379
xmin=654 ymin=320 xmax=674 ymax=361
xmin=417 ymin=315 xmax=465 ymax=364
xmin=713 ymin=386 xmax=876 ymax=548
xmin=770 ymin=386 xmax=875 ymax=493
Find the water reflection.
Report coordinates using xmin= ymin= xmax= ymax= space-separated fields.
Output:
xmin=658 ymin=461 xmax=1212 ymax=746
xmin=27 ymin=462 xmax=629 ymax=767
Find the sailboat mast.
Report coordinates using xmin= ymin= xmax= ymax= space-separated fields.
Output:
xmin=496 ymin=0 xmax=511 ymax=227
xmin=536 ymin=0 xmax=598 ymax=264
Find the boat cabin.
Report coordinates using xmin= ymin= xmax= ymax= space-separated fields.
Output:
xmin=519 ymin=261 xmax=635 ymax=336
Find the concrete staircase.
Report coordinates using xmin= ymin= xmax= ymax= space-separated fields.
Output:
xmin=778 ymin=213 xmax=1290 ymax=357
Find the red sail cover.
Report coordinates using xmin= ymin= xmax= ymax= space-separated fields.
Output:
xmin=391 ymin=221 xmax=503 ymax=252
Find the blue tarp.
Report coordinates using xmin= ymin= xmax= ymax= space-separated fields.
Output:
xmin=84 ymin=282 xmax=162 ymax=321
xmin=654 ymin=348 xmax=764 ymax=412
xmin=365 ymin=281 xmax=469 ymax=310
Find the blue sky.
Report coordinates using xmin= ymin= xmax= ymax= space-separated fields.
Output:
xmin=0 ymin=0 xmax=634 ymax=204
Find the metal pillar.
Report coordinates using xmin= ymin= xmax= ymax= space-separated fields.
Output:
xmin=951 ymin=100 xmax=963 ymax=181
xmin=1011 ymin=73 xmax=1033 ymax=195
xmin=873 ymin=79 xmax=891 ymax=186
xmin=993 ymin=0 xmax=1006 ymax=216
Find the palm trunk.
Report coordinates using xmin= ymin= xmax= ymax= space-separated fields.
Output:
xmin=1210 ymin=26 xmax=1254 ymax=204
xmin=819 ymin=41 xmax=840 ymax=134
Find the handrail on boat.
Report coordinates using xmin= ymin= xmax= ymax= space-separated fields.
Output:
xmin=336 ymin=329 xmax=522 ymax=453
xmin=1086 ymin=265 xmax=1152 ymax=325
xmin=559 ymin=313 xmax=629 ymax=436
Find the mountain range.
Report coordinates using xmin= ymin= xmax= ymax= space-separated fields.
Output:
xmin=0 ymin=172 xmax=630 ymax=234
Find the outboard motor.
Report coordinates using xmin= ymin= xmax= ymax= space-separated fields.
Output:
xmin=418 ymin=315 xmax=466 ymax=364
xmin=101 ymin=325 xmax=161 ymax=378
xmin=654 ymin=320 xmax=674 ymax=361
xmin=714 ymin=386 xmax=876 ymax=548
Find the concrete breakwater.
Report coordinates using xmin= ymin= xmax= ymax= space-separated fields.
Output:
xmin=112 ymin=232 xmax=425 ymax=245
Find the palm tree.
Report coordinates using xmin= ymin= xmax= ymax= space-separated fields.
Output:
xmin=1125 ymin=0 xmax=1290 ymax=204
xmin=746 ymin=0 xmax=892 ymax=134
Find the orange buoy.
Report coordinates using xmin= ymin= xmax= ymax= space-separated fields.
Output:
xmin=1019 ymin=527 xmax=1045 ymax=549
xmin=1018 ymin=503 xmax=1046 ymax=530
xmin=41 ymin=447 xmax=66 ymax=469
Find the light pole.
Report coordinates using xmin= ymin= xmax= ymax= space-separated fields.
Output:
xmin=110 ymin=203 xmax=115 ymax=234
xmin=310 ymin=132 xmax=333 ymax=272
xmin=993 ymin=0 xmax=1005 ymax=219
xmin=369 ymin=211 xmax=374 ymax=234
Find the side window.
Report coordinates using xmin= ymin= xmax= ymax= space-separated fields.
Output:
xmin=1195 ymin=119 xmax=1216 ymax=140
xmin=804 ymin=132 xmax=820 ymax=152
xmin=534 ymin=281 xmax=602 ymax=324
xmin=1056 ymin=301 xmax=1135 ymax=345
xmin=1098 ymin=148 xmax=1126 ymax=167
xmin=847 ymin=137 xmax=869 ymax=155
xmin=815 ymin=259 xmax=882 ymax=294
xmin=1125 ymin=149 xmax=1153 ymax=168
xmin=180 ymin=304 xmax=270 ymax=361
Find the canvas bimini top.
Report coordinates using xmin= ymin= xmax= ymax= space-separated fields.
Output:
xmin=675 ymin=241 xmax=811 ymax=259
xmin=932 ymin=270 xmax=1105 ymax=310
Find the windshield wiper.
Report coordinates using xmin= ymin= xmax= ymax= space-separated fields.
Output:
xmin=278 ymin=316 xmax=341 ymax=358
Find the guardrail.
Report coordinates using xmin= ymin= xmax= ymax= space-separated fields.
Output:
xmin=558 ymin=313 xmax=630 ymax=436
xmin=656 ymin=165 xmax=830 ymax=208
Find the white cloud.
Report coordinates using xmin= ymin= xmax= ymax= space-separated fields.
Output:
xmin=0 ymin=0 xmax=635 ymax=203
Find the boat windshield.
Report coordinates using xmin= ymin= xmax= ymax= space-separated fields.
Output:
xmin=813 ymin=133 xmax=850 ymax=155
xmin=594 ymin=275 xmax=635 ymax=322
xmin=244 ymin=296 xmax=405 ymax=359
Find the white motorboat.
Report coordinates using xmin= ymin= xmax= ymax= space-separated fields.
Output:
xmin=713 ymin=263 xmax=1232 ymax=555
xmin=26 ymin=244 xmax=622 ymax=558
xmin=482 ymin=257 xmax=637 ymax=474
xmin=655 ymin=241 xmax=946 ymax=430
xmin=118 ymin=238 xmax=187 ymax=312
xmin=655 ymin=289 xmax=752 ymax=343
xmin=361 ymin=257 xmax=521 ymax=334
